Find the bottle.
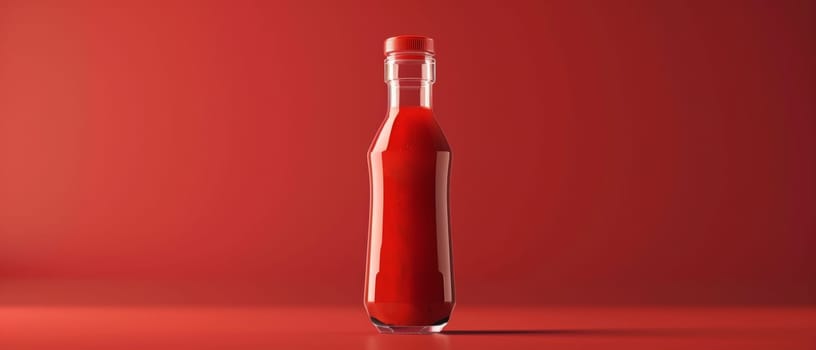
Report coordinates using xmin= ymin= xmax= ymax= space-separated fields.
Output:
xmin=364 ymin=35 xmax=454 ymax=334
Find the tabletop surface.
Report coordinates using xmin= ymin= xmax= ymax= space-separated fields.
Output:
xmin=1 ymin=305 xmax=814 ymax=349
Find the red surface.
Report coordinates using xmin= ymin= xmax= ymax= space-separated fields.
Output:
xmin=366 ymin=105 xmax=453 ymax=326
xmin=1 ymin=0 xmax=815 ymax=306
xmin=1 ymin=306 xmax=814 ymax=349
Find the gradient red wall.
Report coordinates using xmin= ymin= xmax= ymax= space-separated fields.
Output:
xmin=1 ymin=0 xmax=814 ymax=305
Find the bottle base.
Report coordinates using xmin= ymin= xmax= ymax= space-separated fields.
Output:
xmin=374 ymin=323 xmax=447 ymax=334
xmin=370 ymin=316 xmax=449 ymax=334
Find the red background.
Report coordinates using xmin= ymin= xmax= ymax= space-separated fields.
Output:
xmin=1 ymin=0 xmax=814 ymax=306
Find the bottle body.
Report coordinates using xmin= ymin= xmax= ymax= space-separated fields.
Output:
xmin=365 ymin=106 xmax=454 ymax=333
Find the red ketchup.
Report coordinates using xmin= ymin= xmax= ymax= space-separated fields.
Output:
xmin=365 ymin=36 xmax=454 ymax=334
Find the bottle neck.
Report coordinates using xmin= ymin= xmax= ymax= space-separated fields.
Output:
xmin=384 ymin=53 xmax=435 ymax=110
xmin=388 ymin=81 xmax=432 ymax=109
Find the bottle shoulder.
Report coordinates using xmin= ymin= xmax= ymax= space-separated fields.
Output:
xmin=369 ymin=108 xmax=450 ymax=153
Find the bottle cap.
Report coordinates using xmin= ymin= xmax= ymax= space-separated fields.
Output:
xmin=384 ymin=35 xmax=434 ymax=56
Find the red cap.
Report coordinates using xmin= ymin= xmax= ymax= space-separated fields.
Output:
xmin=384 ymin=35 xmax=434 ymax=56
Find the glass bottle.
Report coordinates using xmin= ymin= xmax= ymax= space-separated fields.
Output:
xmin=364 ymin=35 xmax=454 ymax=334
